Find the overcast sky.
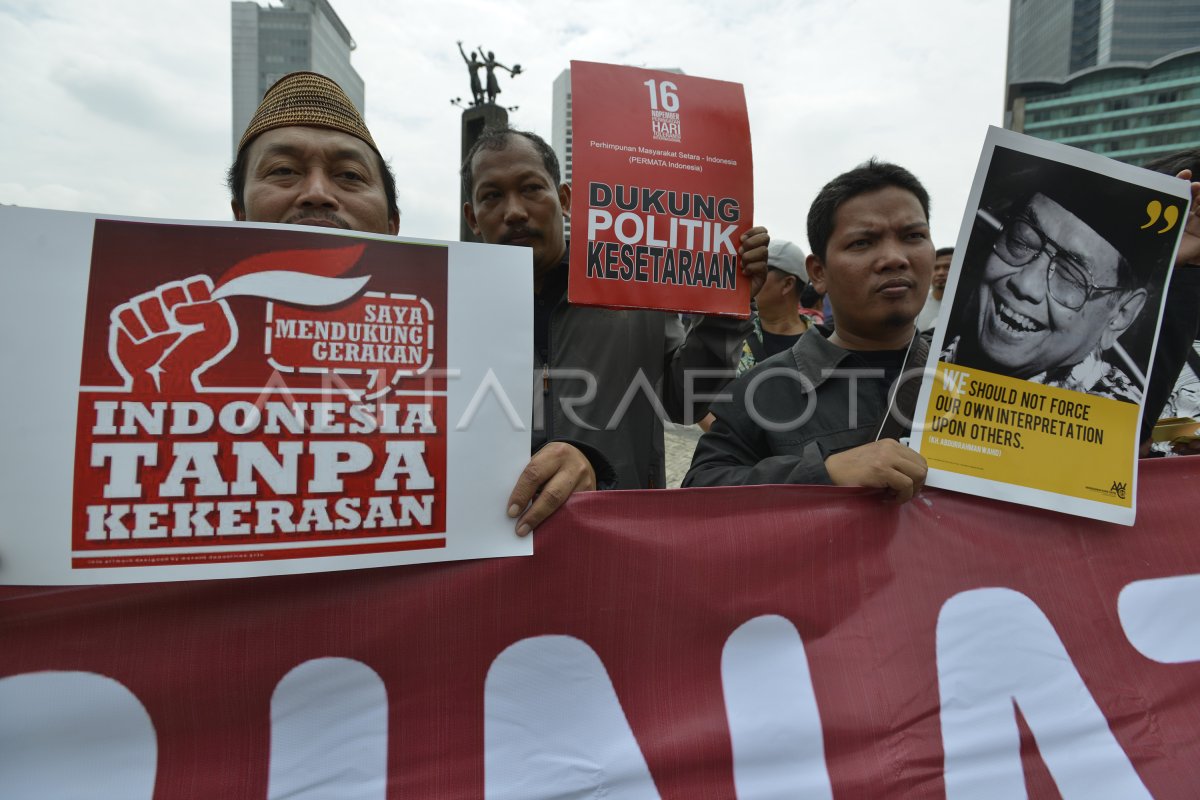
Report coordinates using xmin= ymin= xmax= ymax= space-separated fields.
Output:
xmin=0 ymin=0 xmax=1009 ymax=252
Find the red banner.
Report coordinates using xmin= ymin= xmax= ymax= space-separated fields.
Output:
xmin=2 ymin=458 xmax=1199 ymax=798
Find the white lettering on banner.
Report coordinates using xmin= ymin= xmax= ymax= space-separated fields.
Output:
xmin=374 ymin=441 xmax=435 ymax=491
xmin=722 ymin=616 xmax=834 ymax=799
xmin=230 ymin=441 xmax=305 ymax=495
xmin=83 ymin=494 xmax=436 ymax=540
xmin=268 ymin=658 xmax=387 ymax=800
xmin=92 ymin=400 xmax=439 ymax=437
xmin=586 ymin=210 xmax=738 ymax=255
xmin=936 ymin=588 xmax=1152 ymax=799
xmin=0 ymin=672 xmax=156 ymax=798
xmin=5 ymin=580 xmax=1195 ymax=797
xmin=1118 ymin=574 xmax=1200 ymax=664
xmin=92 ymin=442 xmax=157 ymax=499
xmin=307 ymin=442 xmax=374 ymax=494
xmin=94 ymin=440 xmax=439 ymax=502
xmin=483 ymin=636 xmax=660 ymax=799
xmin=160 ymin=442 xmax=230 ymax=497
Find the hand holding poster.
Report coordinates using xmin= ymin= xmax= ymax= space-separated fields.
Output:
xmin=567 ymin=61 xmax=755 ymax=316
xmin=0 ymin=208 xmax=533 ymax=584
xmin=912 ymin=127 xmax=1191 ymax=524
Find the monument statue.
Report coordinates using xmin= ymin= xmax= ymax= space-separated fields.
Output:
xmin=456 ymin=44 xmax=521 ymax=106
xmin=456 ymin=41 xmax=484 ymax=106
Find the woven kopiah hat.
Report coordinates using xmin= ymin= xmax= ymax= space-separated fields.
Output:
xmin=237 ymin=71 xmax=378 ymax=155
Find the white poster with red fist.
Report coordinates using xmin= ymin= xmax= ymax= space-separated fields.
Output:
xmin=0 ymin=207 xmax=534 ymax=584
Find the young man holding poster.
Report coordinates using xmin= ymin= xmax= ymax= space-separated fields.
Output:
xmin=463 ymin=127 xmax=768 ymax=525
xmin=684 ymin=160 xmax=932 ymax=502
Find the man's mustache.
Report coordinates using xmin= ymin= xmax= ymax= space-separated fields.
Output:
xmin=501 ymin=226 xmax=541 ymax=244
xmin=285 ymin=210 xmax=351 ymax=229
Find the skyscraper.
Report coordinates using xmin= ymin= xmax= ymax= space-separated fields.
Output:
xmin=231 ymin=0 xmax=365 ymax=153
xmin=1005 ymin=0 xmax=1200 ymax=166
xmin=1007 ymin=0 xmax=1200 ymax=85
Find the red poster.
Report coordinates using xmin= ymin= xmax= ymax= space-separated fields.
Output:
xmin=72 ymin=221 xmax=448 ymax=570
xmin=568 ymin=61 xmax=754 ymax=317
xmin=3 ymin=459 xmax=1199 ymax=797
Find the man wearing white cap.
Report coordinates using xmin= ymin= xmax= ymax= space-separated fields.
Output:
xmin=734 ymin=239 xmax=813 ymax=377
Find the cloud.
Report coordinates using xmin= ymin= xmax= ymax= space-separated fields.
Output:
xmin=0 ymin=0 xmax=1007 ymax=248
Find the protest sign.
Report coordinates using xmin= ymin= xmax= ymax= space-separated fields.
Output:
xmin=0 ymin=208 xmax=533 ymax=584
xmin=567 ymin=60 xmax=754 ymax=316
xmin=2 ymin=459 xmax=1200 ymax=798
xmin=912 ymin=127 xmax=1190 ymax=524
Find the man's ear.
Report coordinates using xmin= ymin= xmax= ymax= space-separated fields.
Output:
xmin=806 ymin=253 xmax=826 ymax=294
xmin=232 ymin=200 xmax=246 ymax=222
xmin=1102 ymin=288 xmax=1148 ymax=349
xmin=559 ymin=182 xmax=572 ymax=219
xmin=463 ymin=202 xmax=480 ymax=236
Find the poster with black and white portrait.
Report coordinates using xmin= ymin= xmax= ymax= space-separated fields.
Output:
xmin=912 ymin=127 xmax=1191 ymax=525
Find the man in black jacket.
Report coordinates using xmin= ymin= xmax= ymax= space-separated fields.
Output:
xmin=462 ymin=127 xmax=768 ymax=533
xmin=684 ymin=160 xmax=931 ymax=502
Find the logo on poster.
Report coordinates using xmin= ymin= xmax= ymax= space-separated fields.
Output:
xmin=105 ymin=244 xmax=435 ymax=401
xmin=267 ymin=292 xmax=435 ymax=401
xmin=645 ymin=79 xmax=681 ymax=143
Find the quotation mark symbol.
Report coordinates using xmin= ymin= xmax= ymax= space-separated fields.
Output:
xmin=1142 ymin=200 xmax=1180 ymax=234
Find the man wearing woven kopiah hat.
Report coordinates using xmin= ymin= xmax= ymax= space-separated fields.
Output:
xmin=227 ymin=71 xmax=399 ymax=235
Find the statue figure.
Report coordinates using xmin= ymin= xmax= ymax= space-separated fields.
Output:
xmin=457 ymin=41 xmax=484 ymax=106
xmin=478 ymin=46 xmax=521 ymax=105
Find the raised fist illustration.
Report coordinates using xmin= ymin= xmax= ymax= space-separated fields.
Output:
xmin=109 ymin=276 xmax=236 ymax=393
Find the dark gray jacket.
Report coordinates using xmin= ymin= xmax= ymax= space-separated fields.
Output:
xmin=683 ymin=327 xmax=928 ymax=487
xmin=533 ymin=263 xmax=750 ymax=489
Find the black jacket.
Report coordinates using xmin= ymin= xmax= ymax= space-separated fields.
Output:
xmin=683 ymin=327 xmax=928 ymax=487
xmin=534 ymin=254 xmax=751 ymax=489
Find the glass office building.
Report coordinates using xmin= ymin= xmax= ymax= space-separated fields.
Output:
xmin=231 ymin=0 xmax=365 ymax=153
xmin=1005 ymin=1 xmax=1200 ymax=166
xmin=1007 ymin=0 xmax=1200 ymax=84
xmin=1009 ymin=47 xmax=1200 ymax=166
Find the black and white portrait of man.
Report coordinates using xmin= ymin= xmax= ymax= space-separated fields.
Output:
xmin=942 ymin=147 xmax=1179 ymax=405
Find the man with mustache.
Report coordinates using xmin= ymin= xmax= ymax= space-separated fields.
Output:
xmin=462 ymin=126 xmax=769 ymax=534
xmin=228 ymin=71 xmax=400 ymax=236
xmin=684 ymin=160 xmax=932 ymax=503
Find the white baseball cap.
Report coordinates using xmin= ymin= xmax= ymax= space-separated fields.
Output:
xmin=766 ymin=239 xmax=807 ymax=279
